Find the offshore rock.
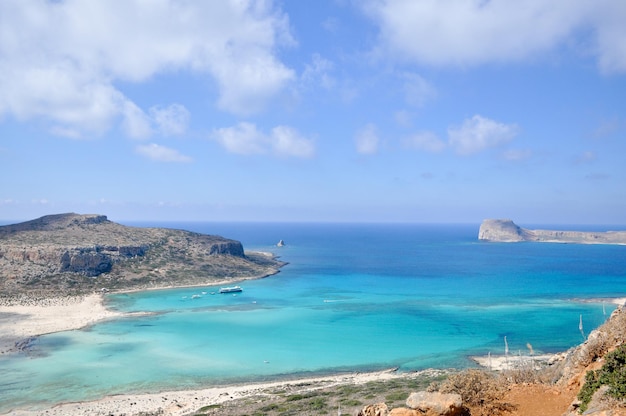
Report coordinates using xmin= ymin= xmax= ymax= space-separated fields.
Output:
xmin=0 ymin=213 xmax=284 ymax=298
xmin=478 ymin=219 xmax=626 ymax=245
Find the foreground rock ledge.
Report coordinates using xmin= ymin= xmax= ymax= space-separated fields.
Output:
xmin=478 ymin=219 xmax=626 ymax=245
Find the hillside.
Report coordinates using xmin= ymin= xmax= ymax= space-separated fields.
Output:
xmin=0 ymin=213 xmax=284 ymax=299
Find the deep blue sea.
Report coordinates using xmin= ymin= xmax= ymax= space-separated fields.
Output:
xmin=1 ymin=222 xmax=626 ymax=413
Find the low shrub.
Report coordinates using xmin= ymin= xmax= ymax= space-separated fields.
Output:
xmin=578 ymin=343 xmax=626 ymax=413
xmin=438 ymin=369 xmax=513 ymax=416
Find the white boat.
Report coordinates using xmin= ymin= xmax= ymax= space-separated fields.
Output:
xmin=219 ymin=286 xmax=243 ymax=294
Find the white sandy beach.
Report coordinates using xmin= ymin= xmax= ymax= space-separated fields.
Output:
xmin=0 ymin=293 xmax=125 ymax=354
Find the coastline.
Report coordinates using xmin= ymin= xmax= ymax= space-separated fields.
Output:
xmin=6 ymin=368 xmax=437 ymax=416
xmin=0 ymin=264 xmax=278 ymax=355
xmin=0 ymin=293 xmax=125 ymax=355
xmin=1 ymin=291 xmax=624 ymax=415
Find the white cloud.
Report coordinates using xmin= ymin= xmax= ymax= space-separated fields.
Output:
xmin=212 ymin=122 xmax=315 ymax=158
xmin=448 ymin=115 xmax=518 ymax=155
xmin=301 ymin=54 xmax=335 ymax=89
xmin=0 ymin=1 xmax=294 ymax=137
xmin=591 ymin=2 xmax=626 ymax=73
xmin=355 ymin=124 xmax=380 ymax=155
xmin=271 ymin=126 xmax=316 ymax=158
xmin=362 ymin=0 xmax=626 ymax=72
xmin=403 ymin=131 xmax=446 ymax=153
xmin=400 ymin=72 xmax=437 ymax=107
xmin=135 ymin=143 xmax=192 ymax=163
xmin=502 ymin=149 xmax=533 ymax=161
xmin=122 ymin=103 xmax=191 ymax=140
xmin=212 ymin=122 xmax=267 ymax=155
xmin=122 ymin=102 xmax=153 ymax=140
xmin=149 ymin=104 xmax=190 ymax=137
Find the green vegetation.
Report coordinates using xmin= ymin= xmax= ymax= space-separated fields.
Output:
xmin=578 ymin=344 xmax=626 ymax=413
xmin=190 ymin=372 xmax=447 ymax=416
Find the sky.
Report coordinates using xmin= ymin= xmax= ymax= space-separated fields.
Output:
xmin=1 ymin=0 xmax=625 ymax=225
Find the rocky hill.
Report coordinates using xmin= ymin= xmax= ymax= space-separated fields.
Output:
xmin=478 ymin=219 xmax=626 ymax=244
xmin=0 ymin=213 xmax=284 ymax=299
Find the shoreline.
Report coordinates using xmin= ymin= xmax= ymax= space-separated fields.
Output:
xmin=1 ymin=291 xmax=624 ymax=415
xmin=0 ymin=293 xmax=125 ymax=354
xmin=5 ymin=368 xmax=445 ymax=416
xmin=0 ymin=269 xmax=276 ymax=355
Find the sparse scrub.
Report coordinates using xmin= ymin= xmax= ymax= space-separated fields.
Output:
xmin=438 ymin=369 xmax=514 ymax=416
xmin=578 ymin=343 xmax=626 ymax=413
xmin=188 ymin=372 xmax=447 ymax=416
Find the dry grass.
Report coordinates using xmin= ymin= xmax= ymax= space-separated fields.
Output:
xmin=437 ymin=369 xmax=515 ymax=416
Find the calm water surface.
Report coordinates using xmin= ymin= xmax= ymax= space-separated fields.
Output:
xmin=1 ymin=222 xmax=625 ymax=412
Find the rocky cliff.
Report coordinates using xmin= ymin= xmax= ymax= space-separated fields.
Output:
xmin=478 ymin=219 xmax=626 ymax=244
xmin=0 ymin=213 xmax=283 ymax=298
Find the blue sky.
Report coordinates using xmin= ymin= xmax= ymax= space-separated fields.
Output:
xmin=1 ymin=0 xmax=625 ymax=224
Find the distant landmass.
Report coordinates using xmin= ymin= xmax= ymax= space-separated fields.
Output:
xmin=478 ymin=219 xmax=626 ymax=244
xmin=0 ymin=213 xmax=284 ymax=298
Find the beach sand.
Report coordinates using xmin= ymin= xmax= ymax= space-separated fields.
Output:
xmin=0 ymin=293 xmax=125 ymax=354
xmin=7 ymin=368 xmax=413 ymax=416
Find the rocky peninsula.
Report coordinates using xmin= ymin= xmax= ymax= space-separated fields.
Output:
xmin=478 ymin=219 xmax=626 ymax=244
xmin=0 ymin=213 xmax=284 ymax=300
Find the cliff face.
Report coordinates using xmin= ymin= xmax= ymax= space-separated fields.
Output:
xmin=478 ymin=219 xmax=626 ymax=245
xmin=0 ymin=213 xmax=282 ymax=297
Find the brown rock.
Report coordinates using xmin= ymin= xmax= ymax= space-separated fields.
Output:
xmin=406 ymin=391 xmax=464 ymax=416
xmin=388 ymin=408 xmax=419 ymax=416
xmin=357 ymin=402 xmax=389 ymax=416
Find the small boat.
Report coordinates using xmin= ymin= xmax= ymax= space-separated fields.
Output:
xmin=219 ymin=286 xmax=243 ymax=294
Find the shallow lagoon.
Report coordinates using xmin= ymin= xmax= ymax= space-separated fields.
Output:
xmin=1 ymin=223 xmax=625 ymax=412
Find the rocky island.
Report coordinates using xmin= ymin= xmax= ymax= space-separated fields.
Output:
xmin=478 ymin=219 xmax=626 ymax=245
xmin=0 ymin=213 xmax=284 ymax=300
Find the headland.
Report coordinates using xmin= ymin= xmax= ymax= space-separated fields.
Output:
xmin=0 ymin=213 xmax=285 ymax=300
xmin=478 ymin=219 xmax=626 ymax=244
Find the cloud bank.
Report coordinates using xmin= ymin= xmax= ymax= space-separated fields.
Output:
xmin=212 ymin=122 xmax=315 ymax=158
xmin=362 ymin=0 xmax=626 ymax=72
xmin=0 ymin=1 xmax=294 ymax=138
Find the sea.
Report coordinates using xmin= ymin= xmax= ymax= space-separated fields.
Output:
xmin=1 ymin=222 xmax=626 ymax=413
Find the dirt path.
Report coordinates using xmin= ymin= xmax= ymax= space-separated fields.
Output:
xmin=505 ymin=384 xmax=576 ymax=416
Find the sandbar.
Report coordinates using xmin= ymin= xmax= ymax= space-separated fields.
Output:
xmin=0 ymin=293 xmax=126 ymax=354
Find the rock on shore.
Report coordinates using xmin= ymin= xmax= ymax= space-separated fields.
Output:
xmin=478 ymin=219 xmax=626 ymax=244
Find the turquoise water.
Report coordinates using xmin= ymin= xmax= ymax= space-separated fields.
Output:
xmin=1 ymin=222 xmax=625 ymax=412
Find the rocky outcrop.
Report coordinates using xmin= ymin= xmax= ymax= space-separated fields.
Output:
xmin=405 ymin=392 xmax=464 ymax=416
xmin=358 ymin=403 xmax=389 ymax=416
xmin=358 ymin=392 xmax=465 ymax=416
xmin=478 ymin=219 xmax=626 ymax=245
xmin=0 ymin=213 xmax=284 ymax=298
